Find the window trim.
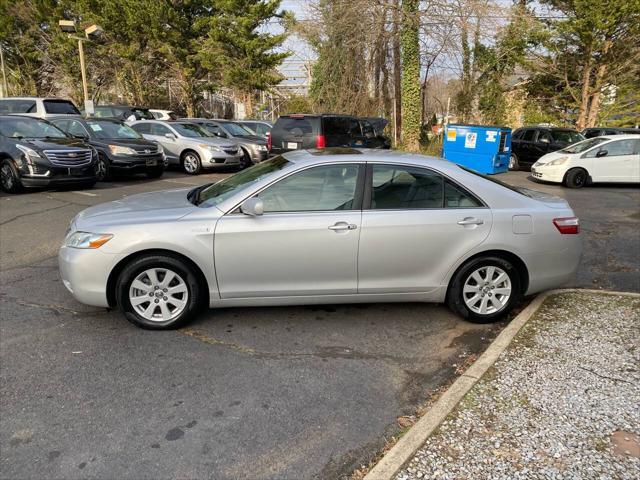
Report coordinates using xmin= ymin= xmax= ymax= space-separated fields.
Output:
xmin=362 ymin=162 xmax=488 ymax=211
xmin=226 ymin=162 xmax=366 ymax=215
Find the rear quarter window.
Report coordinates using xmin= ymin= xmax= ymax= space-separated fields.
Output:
xmin=43 ymin=100 xmax=80 ymax=114
xmin=0 ymin=99 xmax=37 ymax=113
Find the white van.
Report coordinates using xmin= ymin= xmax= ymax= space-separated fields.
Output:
xmin=0 ymin=97 xmax=81 ymax=119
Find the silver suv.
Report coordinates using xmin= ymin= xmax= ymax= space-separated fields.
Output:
xmin=130 ymin=120 xmax=242 ymax=174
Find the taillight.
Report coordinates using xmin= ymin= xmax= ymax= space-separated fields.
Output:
xmin=553 ymin=217 xmax=580 ymax=234
xmin=316 ymin=134 xmax=326 ymax=149
xmin=266 ymin=131 xmax=272 ymax=152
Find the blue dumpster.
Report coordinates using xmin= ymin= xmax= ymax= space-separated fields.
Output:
xmin=442 ymin=124 xmax=511 ymax=174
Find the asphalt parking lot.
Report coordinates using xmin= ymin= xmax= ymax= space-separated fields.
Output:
xmin=1 ymin=168 xmax=638 ymax=479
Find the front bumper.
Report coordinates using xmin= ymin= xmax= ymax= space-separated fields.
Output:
xmin=531 ymin=165 xmax=565 ymax=183
xmin=249 ymin=149 xmax=269 ymax=163
xmin=108 ymin=152 xmax=164 ymax=173
xmin=20 ymin=165 xmax=97 ymax=187
xmin=58 ymin=246 xmax=124 ymax=308
xmin=200 ymin=149 xmax=242 ymax=168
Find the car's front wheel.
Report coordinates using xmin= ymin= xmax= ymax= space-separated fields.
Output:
xmin=564 ymin=168 xmax=588 ymax=189
xmin=96 ymin=155 xmax=110 ymax=181
xmin=447 ymin=256 xmax=522 ymax=323
xmin=0 ymin=160 xmax=23 ymax=193
xmin=181 ymin=151 xmax=202 ymax=175
xmin=116 ymin=254 xmax=203 ymax=329
xmin=240 ymin=148 xmax=253 ymax=169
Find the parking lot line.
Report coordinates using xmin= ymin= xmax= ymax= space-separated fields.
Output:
xmin=161 ymin=179 xmax=200 ymax=185
xmin=71 ymin=191 xmax=98 ymax=197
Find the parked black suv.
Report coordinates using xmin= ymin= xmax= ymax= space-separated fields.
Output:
xmin=581 ymin=127 xmax=640 ymax=138
xmin=50 ymin=116 xmax=164 ymax=181
xmin=510 ymin=126 xmax=584 ymax=170
xmin=269 ymin=114 xmax=390 ymax=154
xmin=0 ymin=116 xmax=97 ymax=193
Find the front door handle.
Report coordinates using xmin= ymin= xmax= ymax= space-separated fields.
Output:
xmin=457 ymin=217 xmax=484 ymax=226
xmin=328 ymin=222 xmax=357 ymax=231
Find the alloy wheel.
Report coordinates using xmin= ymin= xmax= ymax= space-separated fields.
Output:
xmin=462 ymin=266 xmax=512 ymax=315
xmin=129 ymin=268 xmax=189 ymax=322
xmin=1 ymin=164 xmax=15 ymax=190
xmin=183 ymin=154 xmax=198 ymax=173
xmin=96 ymin=158 xmax=107 ymax=181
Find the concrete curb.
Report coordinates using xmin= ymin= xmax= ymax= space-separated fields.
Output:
xmin=363 ymin=288 xmax=640 ymax=480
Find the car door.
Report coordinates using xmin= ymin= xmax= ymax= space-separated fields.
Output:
xmin=214 ymin=163 xmax=364 ymax=298
xmin=585 ymin=139 xmax=640 ymax=182
xmin=358 ymin=163 xmax=491 ymax=293
xmin=534 ymin=130 xmax=554 ymax=160
xmin=148 ymin=123 xmax=180 ymax=162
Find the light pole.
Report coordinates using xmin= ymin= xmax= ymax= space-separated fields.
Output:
xmin=0 ymin=42 xmax=8 ymax=98
xmin=58 ymin=20 xmax=103 ymax=111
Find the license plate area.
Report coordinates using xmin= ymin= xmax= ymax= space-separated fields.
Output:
xmin=286 ymin=142 xmax=299 ymax=149
xmin=146 ymin=158 xmax=157 ymax=166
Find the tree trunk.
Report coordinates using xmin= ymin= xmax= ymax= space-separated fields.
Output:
xmin=585 ymin=40 xmax=612 ymax=128
xmin=576 ymin=48 xmax=593 ymax=130
xmin=392 ymin=0 xmax=402 ymax=143
xmin=400 ymin=0 xmax=421 ymax=152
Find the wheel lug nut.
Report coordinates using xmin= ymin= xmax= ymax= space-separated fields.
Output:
xmin=154 ymin=286 xmax=159 ymax=290
xmin=154 ymin=299 xmax=159 ymax=303
xmin=163 ymin=288 xmax=167 ymax=292
xmin=149 ymin=293 xmax=153 ymax=297
xmin=163 ymin=296 xmax=167 ymax=301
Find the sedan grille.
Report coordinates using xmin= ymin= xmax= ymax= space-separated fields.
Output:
xmin=131 ymin=146 xmax=160 ymax=155
xmin=222 ymin=146 xmax=239 ymax=155
xmin=43 ymin=149 xmax=92 ymax=167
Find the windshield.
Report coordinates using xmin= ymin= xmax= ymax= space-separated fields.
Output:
xmin=0 ymin=117 xmax=67 ymax=139
xmin=172 ymin=123 xmax=210 ymax=138
xmin=193 ymin=156 xmax=290 ymax=207
xmin=551 ymin=130 xmax=583 ymax=143
xmin=561 ymin=137 xmax=608 ymax=154
xmin=223 ymin=122 xmax=255 ymax=137
xmin=86 ymin=120 xmax=142 ymax=139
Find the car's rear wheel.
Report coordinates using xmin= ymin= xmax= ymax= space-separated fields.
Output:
xmin=447 ymin=256 xmax=521 ymax=323
xmin=564 ymin=168 xmax=588 ymax=189
xmin=116 ymin=254 xmax=203 ymax=329
xmin=509 ymin=154 xmax=520 ymax=171
xmin=0 ymin=161 xmax=23 ymax=193
xmin=181 ymin=151 xmax=202 ymax=175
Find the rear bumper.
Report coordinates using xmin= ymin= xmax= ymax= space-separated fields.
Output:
xmin=524 ymin=241 xmax=582 ymax=295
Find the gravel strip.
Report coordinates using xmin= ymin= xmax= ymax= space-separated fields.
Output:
xmin=395 ymin=291 xmax=640 ymax=480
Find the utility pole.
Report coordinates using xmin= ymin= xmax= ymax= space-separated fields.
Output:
xmin=0 ymin=43 xmax=8 ymax=97
xmin=77 ymin=38 xmax=88 ymax=103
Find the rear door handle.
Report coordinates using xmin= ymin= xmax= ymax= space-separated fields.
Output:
xmin=457 ymin=217 xmax=484 ymax=226
xmin=328 ymin=222 xmax=357 ymax=231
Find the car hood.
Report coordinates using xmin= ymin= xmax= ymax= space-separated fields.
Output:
xmin=74 ymin=188 xmax=197 ymax=230
xmin=19 ymin=137 xmax=89 ymax=150
xmin=235 ymin=135 xmax=266 ymax=145
xmin=192 ymin=136 xmax=239 ymax=148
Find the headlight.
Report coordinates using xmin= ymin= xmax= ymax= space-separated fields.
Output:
xmin=108 ymin=145 xmax=137 ymax=155
xmin=65 ymin=231 xmax=113 ymax=249
xmin=547 ymin=156 xmax=569 ymax=166
xmin=154 ymin=143 xmax=163 ymax=153
xmin=199 ymin=144 xmax=221 ymax=152
xmin=16 ymin=144 xmax=42 ymax=164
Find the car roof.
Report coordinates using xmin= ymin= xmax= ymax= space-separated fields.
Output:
xmin=596 ymin=134 xmax=640 ymax=141
xmin=0 ymin=97 xmax=74 ymax=101
xmin=281 ymin=148 xmax=459 ymax=170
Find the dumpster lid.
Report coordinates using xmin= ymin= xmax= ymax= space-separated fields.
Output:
xmin=447 ymin=123 xmax=510 ymax=130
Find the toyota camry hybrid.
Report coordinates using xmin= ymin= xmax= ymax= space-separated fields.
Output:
xmin=58 ymin=148 xmax=582 ymax=330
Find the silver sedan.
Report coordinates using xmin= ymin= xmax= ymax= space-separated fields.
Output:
xmin=58 ymin=149 xmax=582 ymax=329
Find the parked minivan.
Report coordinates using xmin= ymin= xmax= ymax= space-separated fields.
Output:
xmin=268 ymin=114 xmax=391 ymax=155
xmin=0 ymin=97 xmax=81 ymax=119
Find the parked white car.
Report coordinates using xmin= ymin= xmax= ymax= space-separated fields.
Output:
xmin=0 ymin=97 xmax=81 ymax=119
xmin=531 ymin=135 xmax=640 ymax=188
xmin=149 ymin=109 xmax=177 ymax=121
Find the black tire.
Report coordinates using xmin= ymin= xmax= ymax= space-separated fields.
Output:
xmin=0 ymin=160 xmax=23 ymax=193
xmin=508 ymin=154 xmax=520 ymax=171
xmin=96 ymin=155 xmax=110 ymax=181
xmin=240 ymin=148 xmax=253 ymax=169
xmin=564 ymin=168 xmax=588 ymax=189
xmin=447 ymin=256 xmax=522 ymax=324
xmin=146 ymin=167 xmax=164 ymax=179
xmin=116 ymin=254 xmax=203 ymax=330
xmin=181 ymin=150 xmax=202 ymax=175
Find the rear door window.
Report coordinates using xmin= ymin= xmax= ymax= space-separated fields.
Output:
xmin=150 ymin=123 xmax=171 ymax=136
xmin=131 ymin=123 xmax=151 ymax=134
xmin=522 ymin=130 xmax=536 ymax=141
xmin=43 ymin=100 xmax=80 ymax=114
xmin=370 ymin=165 xmax=444 ymax=209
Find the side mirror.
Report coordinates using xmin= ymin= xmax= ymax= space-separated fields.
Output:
xmin=240 ymin=197 xmax=264 ymax=216
xmin=165 ymin=132 xmax=176 ymax=139
xmin=596 ymin=149 xmax=608 ymax=158
xmin=539 ymin=137 xmax=550 ymax=144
